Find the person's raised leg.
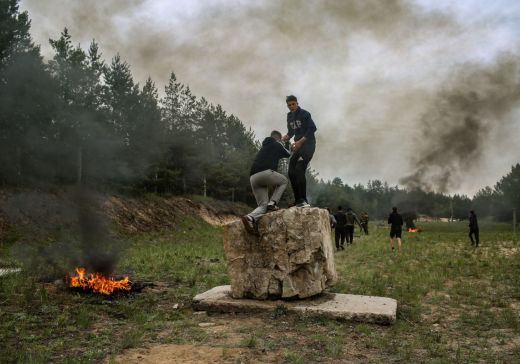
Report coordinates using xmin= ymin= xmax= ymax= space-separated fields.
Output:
xmin=248 ymin=171 xmax=270 ymax=221
xmin=268 ymin=171 xmax=288 ymax=205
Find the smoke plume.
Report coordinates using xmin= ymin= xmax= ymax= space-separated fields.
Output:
xmin=400 ymin=55 xmax=520 ymax=192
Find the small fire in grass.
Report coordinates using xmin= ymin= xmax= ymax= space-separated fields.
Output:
xmin=408 ymin=228 xmax=419 ymax=233
xmin=68 ymin=267 xmax=131 ymax=295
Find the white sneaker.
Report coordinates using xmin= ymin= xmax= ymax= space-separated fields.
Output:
xmin=295 ymin=201 xmax=311 ymax=208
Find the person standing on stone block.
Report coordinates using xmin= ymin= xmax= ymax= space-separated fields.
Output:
xmin=388 ymin=207 xmax=404 ymax=252
xmin=333 ymin=206 xmax=347 ymax=251
xmin=242 ymin=130 xmax=291 ymax=234
xmin=282 ymin=95 xmax=317 ymax=208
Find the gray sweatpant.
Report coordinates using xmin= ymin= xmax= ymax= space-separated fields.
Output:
xmin=248 ymin=169 xmax=288 ymax=220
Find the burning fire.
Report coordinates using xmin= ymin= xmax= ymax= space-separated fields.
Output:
xmin=68 ymin=267 xmax=131 ymax=295
xmin=408 ymin=228 xmax=418 ymax=233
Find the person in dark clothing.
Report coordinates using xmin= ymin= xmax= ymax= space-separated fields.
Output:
xmin=242 ymin=130 xmax=291 ymax=234
xmin=333 ymin=206 xmax=347 ymax=251
xmin=469 ymin=210 xmax=479 ymax=247
xmin=388 ymin=207 xmax=404 ymax=252
xmin=326 ymin=207 xmax=337 ymax=229
xmin=345 ymin=208 xmax=361 ymax=244
xmin=282 ymin=95 xmax=317 ymax=208
xmin=360 ymin=212 xmax=369 ymax=235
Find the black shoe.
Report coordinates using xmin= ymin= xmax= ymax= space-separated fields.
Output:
xmin=341 ymin=245 xmax=345 ymax=250
xmin=241 ymin=215 xmax=257 ymax=235
xmin=266 ymin=202 xmax=279 ymax=212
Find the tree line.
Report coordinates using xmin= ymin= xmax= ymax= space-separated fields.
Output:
xmin=306 ymin=165 xmax=520 ymax=222
xmin=1 ymin=1 xmax=518 ymax=221
xmin=0 ymin=0 xmax=257 ymax=203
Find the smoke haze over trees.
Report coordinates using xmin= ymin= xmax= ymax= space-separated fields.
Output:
xmin=1 ymin=0 xmax=519 ymax=222
xmin=19 ymin=0 xmax=520 ymax=196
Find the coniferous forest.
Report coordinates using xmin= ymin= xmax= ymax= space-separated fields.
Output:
xmin=1 ymin=0 xmax=518 ymax=221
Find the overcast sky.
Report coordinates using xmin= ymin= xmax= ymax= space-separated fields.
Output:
xmin=20 ymin=0 xmax=520 ymax=196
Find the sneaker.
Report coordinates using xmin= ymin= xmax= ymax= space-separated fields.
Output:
xmin=241 ymin=215 xmax=257 ymax=235
xmin=266 ymin=202 xmax=279 ymax=212
xmin=295 ymin=201 xmax=311 ymax=208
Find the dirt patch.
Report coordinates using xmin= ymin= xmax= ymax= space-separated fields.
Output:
xmin=112 ymin=344 xmax=267 ymax=364
xmin=105 ymin=196 xmax=240 ymax=232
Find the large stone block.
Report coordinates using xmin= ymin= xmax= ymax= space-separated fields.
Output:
xmin=224 ymin=208 xmax=337 ymax=299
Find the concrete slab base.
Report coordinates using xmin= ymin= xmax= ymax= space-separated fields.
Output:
xmin=193 ymin=285 xmax=397 ymax=325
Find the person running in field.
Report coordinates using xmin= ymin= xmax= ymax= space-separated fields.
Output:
xmin=282 ymin=95 xmax=317 ymax=208
xmin=333 ymin=206 xmax=347 ymax=251
xmin=360 ymin=211 xmax=369 ymax=235
xmin=242 ymin=130 xmax=290 ymax=234
xmin=345 ymin=207 xmax=361 ymax=245
xmin=326 ymin=207 xmax=337 ymax=229
xmin=388 ymin=207 xmax=404 ymax=252
xmin=469 ymin=210 xmax=479 ymax=247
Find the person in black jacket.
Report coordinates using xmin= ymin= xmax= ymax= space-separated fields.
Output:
xmin=469 ymin=210 xmax=479 ymax=247
xmin=282 ymin=95 xmax=317 ymax=208
xmin=333 ymin=206 xmax=347 ymax=251
xmin=388 ymin=207 xmax=404 ymax=252
xmin=242 ymin=130 xmax=291 ymax=234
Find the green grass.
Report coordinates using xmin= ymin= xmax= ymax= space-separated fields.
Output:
xmin=1 ymin=215 xmax=519 ymax=363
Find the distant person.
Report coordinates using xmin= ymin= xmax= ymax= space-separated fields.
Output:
xmin=388 ymin=207 xmax=404 ymax=252
xmin=242 ymin=130 xmax=291 ymax=234
xmin=333 ymin=206 xmax=347 ymax=250
xmin=282 ymin=95 xmax=317 ymax=208
xmin=326 ymin=207 xmax=337 ymax=229
xmin=469 ymin=210 xmax=479 ymax=247
xmin=360 ymin=212 xmax=369 ymax=235
xmin=345 ymin=208 xmax=361 ymax=245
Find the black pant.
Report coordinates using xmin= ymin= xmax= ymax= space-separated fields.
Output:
xmin=361 ymin=223 xmax=368 ymax=235
xmin=288 ymin=141 xmax=315 ymax=204
xmin=335 ymin=226 xmax=346 ymax=248
xmin=345 ymin=225 xmax=354 ymax=244
xmin=469 ymin=229 xmax=479 ymax=246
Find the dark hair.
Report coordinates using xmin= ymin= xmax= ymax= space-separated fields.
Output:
xmin=392 ymin=207 xmax=397 ymax=212
xmin=286 ymin=95 xmax=297 ymax=103
xmin=270 ymin=130 xmax=282 ymax=139
xmin=337 ymin=206 xmax=342 ymax=210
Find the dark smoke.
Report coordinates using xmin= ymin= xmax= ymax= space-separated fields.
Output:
xmin=4 ymin=188 xmax=123 ymax=278
xmin=75 ymin=187 xmax=122 ymax=276
xmin=400 ymin=54 xmax=520 ymax=193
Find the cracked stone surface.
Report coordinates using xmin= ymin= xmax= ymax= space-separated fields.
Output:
xmin=224 ymin=207 xmax=337 ymax=299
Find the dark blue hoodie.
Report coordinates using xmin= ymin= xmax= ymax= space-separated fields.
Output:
xmin=250 ymin=137 xmax=291 ymax=176
xmin=287 ymin=107 xmax=317 ymax=142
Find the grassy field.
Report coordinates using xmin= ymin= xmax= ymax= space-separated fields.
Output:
xmin=1 ymin=215 xmax=519 ymax=363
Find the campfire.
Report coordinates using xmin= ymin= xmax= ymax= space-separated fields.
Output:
xmin=408 ymin=228 xmax=418 ymax=233
xmin=67 ymin=267 xmax=131 ymax=295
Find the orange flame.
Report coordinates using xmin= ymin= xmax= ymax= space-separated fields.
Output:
xmin=408 ymin=228 xmax=418 ymax=233
xmin=69 ymin=267 xmax=131 ymax=295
